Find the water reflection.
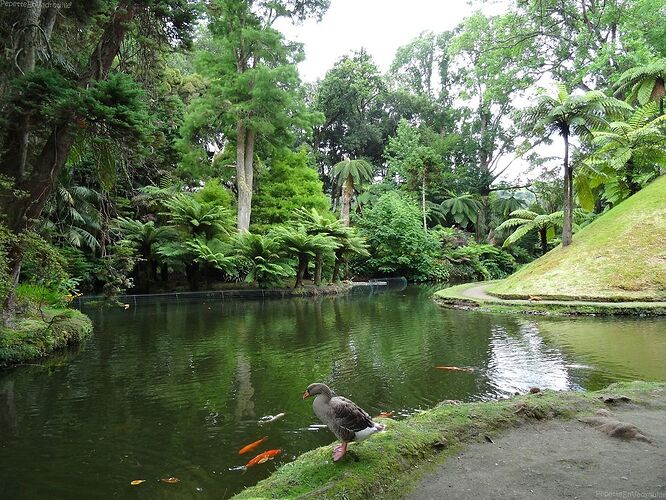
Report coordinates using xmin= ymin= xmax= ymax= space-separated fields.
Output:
xmin=0 ymin=285 xmax=664 ymax=499
xmin=484 ymin=321 xmax=574 ymax=397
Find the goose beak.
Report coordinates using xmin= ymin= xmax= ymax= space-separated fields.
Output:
xmin=302 ymin=390 xmax=310 ymax=399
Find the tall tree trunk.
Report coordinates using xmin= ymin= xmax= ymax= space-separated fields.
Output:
xmin=626 ymin=159 xmax=640 ymax=194
xmin=17 ymin=1 xmax=42 ymax=179
xmin=475 ymin=193 xmax=489 ymax=243
xmin=295 ymin=255 xmax=308 ymax=288
xmin=236 ymin=125 xmax=255 ymax=232
xmin=340 ymin=176 xmax=352 ymax=227
xmin=562 ymin=133 xmax=573 ymax=247
xmin=314 ymin=252 xmax=323 ymax=285
xmin=1 ymin=4 xmax=136 ymax=323
xmin=332 ymin=249 xmax=344 ymax=282
xmin=539 ymin=228 xmax=548 ymax=255
xmin=421 ymin=176 xmax=427 ymax=231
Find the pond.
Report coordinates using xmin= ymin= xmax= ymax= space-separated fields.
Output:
xmin=1 ymin=285 xmax=665 ymax=499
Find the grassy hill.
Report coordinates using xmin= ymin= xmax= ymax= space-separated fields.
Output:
xmin=488 ymin=175 xmax=666 ymax=301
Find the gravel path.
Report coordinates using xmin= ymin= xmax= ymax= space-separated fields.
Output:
xmin=408 ymin=398 xmax=666 ymax=500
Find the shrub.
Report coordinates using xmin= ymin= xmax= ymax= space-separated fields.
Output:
xmin=357 ymin=192 xmax=441 ymax=281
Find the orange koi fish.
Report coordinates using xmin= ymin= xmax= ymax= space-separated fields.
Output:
xmin=245 ymin=449 xmax=282 ymax=468
xmin=376 ymin=411 xmax=394 ymax=418
xmin=239 ymin=436 xmax=268 ymax=455
xmin=435 ymin=366 xmax=475 ymax=373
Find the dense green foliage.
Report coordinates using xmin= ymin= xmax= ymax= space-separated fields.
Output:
xmin=0 ymin=0 xmax=665 ymax=327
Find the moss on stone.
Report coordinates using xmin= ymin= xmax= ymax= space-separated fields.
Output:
xmin=0 ymin=307 xmax=93 ymax=367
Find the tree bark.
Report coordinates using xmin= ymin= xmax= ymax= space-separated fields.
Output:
xmin=340 ymin=176 xmax=352 ymax=227
xmin=625 ymin=159 xmax=640 ymax=195
xmin=332 ymin=250 xmax=342 ymax=282
xmin=421 ymin=176 xmax=427 ymax=231
xmin=314 ymin=252 xmax=323 ymax=285
xmin=475 ymin=193 xmax=489 ymax=243
xmin=295 ymin=255 xmax=308 ymax=288
xmin=1 ymin=4 xmax=136 ymax=323
xmin=539 ymin=228 xmax=548 ymax=255
xmin=562 ymin=133 xmax=573 ymax=247
xmin=236 ymin=124 xmax=255 ymax=232
xmin=14 ymin=0 xmax=42 ymax=180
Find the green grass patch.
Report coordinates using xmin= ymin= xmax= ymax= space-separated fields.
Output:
xmin=233 ymin=382 xmax=666 ymax=499
xmin=0 ymin=307 xmax=93 ymax=367
xmin=488 ymin=176 xmax=666 ymax=301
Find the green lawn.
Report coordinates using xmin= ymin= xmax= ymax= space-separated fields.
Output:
xmin=489 ymin=175 xmax=666 ymax=301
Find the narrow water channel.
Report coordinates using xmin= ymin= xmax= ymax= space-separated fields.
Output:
xmin=1 ymin=285 xmax=665 ymax=499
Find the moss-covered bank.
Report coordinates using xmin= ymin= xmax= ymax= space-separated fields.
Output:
xmin=233 ymin=382 xmax=666 ymax=499
xmin=434 ymin=282 xmax=666 ymax=316
xmin=0 ymin=307 xmax=93 ymax=367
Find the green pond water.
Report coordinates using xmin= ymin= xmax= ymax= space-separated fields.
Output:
xmin=1 ymin=284 xmax=666 ymax=499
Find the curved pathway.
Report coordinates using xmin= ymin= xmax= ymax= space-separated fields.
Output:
xmin=438 ymin=282 xmax=666 ymax=314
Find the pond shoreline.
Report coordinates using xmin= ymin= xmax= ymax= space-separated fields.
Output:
xmin=434 ymin=282 xmax=666 ymax=316
xmin=232 ymin=381 xmax=666 ymax=499
xmin=0 ymin=307 xmax=92 ymax=368
xmin=72 ymin=280 xmax=399 ymax=308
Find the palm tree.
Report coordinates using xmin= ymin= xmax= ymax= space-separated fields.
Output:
xmin=496 ymin=209 xmax=563 ymax=255
xmin=115 ymin=217 xmax=179 ymax=290
xmin=233 ymin=233 xmax=293 ymax=288
xmin=331 ymin=159 xmax=374 ymax=226
xmin=331 ymin=228 xmax=369 ymax=282
xmin=292 ymin=207 xmax=345 ymax=285
xmin=524 ymin=84 xmax=630 ymax=246
xmin=186 ymin=236 xmax=238 ymax=284
xmin=163 ymin=193 xmax=235 ymax=239
xmin=271 ymin=225 xmax=338 ymax=288
xmin=436 ymin=194 xmax=481 ymax=230
xmin=615 ymin=60 xmax=666 ymax=115
xmin=586 ymin=103 xmax=666 ymax=195
xmin=492 ymin=194 xmax=526 ymax=219
xmin=41 ymin=181 xmax=102 ymax=252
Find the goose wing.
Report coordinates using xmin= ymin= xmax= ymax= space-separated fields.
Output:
xmin=329 ymin=396 xmax=374 ymax=438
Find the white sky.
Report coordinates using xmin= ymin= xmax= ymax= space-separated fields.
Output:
xmin=278 ymin=0 xmax=557 ymax=182
xmin=279 ymin=0 xmax=495 ymax=82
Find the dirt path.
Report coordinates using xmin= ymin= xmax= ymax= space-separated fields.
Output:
xmin=408 ymin=399 xmax=666 ymax=500
xmin=458 ymin=282 xmax=666 ymax=309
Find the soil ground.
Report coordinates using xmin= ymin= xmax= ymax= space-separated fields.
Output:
xmin=408 ymin=395 xmax=666 ymax=500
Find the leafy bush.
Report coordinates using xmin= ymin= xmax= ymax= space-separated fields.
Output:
xmin=234 ymin=233 xmax=294 ymax=288
xmin=20 ymin=231 xmax=70 ymax=289
xmin=251 ymin=149 xmax=330 ymax=233
xmin=357 ymin=192 xmax=441 ymax=281
xmin=0 ymin=222 xmax=14 ymax=306
xmin=16 ymin=283 xmax=67 ymax=310
xmin=95 ymin=244 xmax=139 ymax=303
xmin=447 ymin=243 xmax=516 ymax=282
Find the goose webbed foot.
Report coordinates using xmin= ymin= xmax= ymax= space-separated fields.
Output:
xmin=332 ymin=441 xmax=348 ymax=462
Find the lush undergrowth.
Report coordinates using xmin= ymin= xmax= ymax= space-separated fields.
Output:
xmin=233 ymin=382 xmax=666 ymax=499
xmin=489 ymin=176 xmax=666 ymax=301
xmin=0 ymin=307 xmax=92 ymax=367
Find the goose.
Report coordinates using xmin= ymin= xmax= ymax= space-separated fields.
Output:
xmin=303 ymin=383 xmax=385 ymax=461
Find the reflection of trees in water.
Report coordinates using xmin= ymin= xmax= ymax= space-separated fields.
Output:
xmin=0 ymin=379 xmax=18 ymax=435
xmin=234 ymin=353 xmax=255 ymax=421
